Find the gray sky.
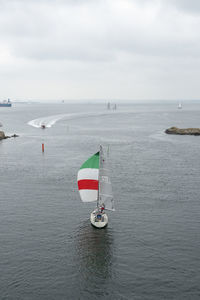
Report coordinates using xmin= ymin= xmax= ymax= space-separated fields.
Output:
xmin=0 ymin=0 xmax=200 ymax=101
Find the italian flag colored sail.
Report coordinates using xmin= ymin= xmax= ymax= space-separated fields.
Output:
xmin=77 ymin=152 xmax=99 ymax=202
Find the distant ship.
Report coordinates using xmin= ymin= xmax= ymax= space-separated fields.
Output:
xmin=0 ymin=99 xmax=12 ymax=107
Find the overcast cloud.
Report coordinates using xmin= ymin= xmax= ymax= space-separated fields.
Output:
xmin=0 ymin=0 xmax=200 ymax=101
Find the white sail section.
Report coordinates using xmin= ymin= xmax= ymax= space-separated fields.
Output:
xmin=79 ymin=190 xmax=98 ymax=203
xmin=77 ymin=168 xmax=99 ymax=181
xmin=98 ymin=146 xmax=115 ymax=211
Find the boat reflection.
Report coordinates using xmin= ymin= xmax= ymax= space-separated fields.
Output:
xmin=75 ymin=221 xmax=114 ymax=289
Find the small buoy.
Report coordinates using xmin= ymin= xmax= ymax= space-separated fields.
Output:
xmin=42 ymin=143 xmax=44 ymax=152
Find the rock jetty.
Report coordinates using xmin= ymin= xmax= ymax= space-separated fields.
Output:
xmin=0 ymin=131 xmax=5 ymax=139
xmin=0 ymin=130 xmax=19 ymax=140
xmin=165 ymin=127 xmax=200 ymax=136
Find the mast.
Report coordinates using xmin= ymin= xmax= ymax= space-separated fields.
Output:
xmin=97 ymin=178 xmax=100 ymax=208
xmin=98 ymin=145 xmax=115 ymax=211
xmin=97 ymin=145 xmax=102 ymax=208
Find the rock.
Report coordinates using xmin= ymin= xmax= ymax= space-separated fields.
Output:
xmin=165 ymin=127 xmax=200 ymax=135
xmin=0 ymin=131 xmax=5 ymax=140
xmin=11 ymin=134 xmax=19 ymax=138
xmin=0 ymin=131 xmax=19 ymax=140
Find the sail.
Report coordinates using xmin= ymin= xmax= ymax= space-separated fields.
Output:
xmin=77 ymin=152 xmax=99 ymax=202
xmin=98 ymin=146 xmax=115 ymax=211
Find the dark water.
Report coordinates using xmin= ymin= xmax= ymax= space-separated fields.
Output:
xmin=1 ymin=101 xmax=200 ymax=299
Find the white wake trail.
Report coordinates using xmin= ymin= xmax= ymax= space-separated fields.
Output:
xmin=28 ymin=111 xmax=112 ymax=128
xmin=28 ymin=114 xmax=67 ymax=128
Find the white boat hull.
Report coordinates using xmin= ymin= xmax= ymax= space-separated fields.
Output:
xmin=90 ymin=210 xmax=108 ymax=228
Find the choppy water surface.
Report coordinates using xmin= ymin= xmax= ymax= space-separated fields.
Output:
xmin=1 ymin=101 xmax=200 ymax=299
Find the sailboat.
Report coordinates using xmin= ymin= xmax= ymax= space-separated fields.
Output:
xmin=77 ymin=145 xmax=115 ymax=228
xmin=178 ymin=102 xmax=182 ymax=109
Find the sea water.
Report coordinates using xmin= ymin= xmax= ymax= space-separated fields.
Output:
xmin=0 ymin=101 xmax=200 ymax=299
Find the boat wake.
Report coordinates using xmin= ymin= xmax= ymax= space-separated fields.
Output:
xmin=28 ymin=114 xmax=66 ymax=128
xmin=28 ymin=112 xmax=110 ymax=128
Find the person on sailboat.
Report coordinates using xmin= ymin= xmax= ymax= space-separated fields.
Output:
xmin=94 ymin=207 xmax=103 ymax=215
xmin=93 ymin=204 xmax=104 ymax=221
xmin=100 ymin=204 xmax=105 ymax=213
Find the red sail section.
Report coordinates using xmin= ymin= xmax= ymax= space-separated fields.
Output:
xmin=78 ymin=179 xmax=98 ymax=190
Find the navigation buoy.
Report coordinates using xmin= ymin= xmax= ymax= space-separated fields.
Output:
xmin=42 ymin=143 xmax=44 ymax=152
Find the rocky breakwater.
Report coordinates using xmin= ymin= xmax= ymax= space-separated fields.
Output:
xmin=0 ymin=131 xmax=5 ymax=139
xmin=0 ymin=130 xmax=19 ymax=140
xmin=165 ymin=127 xmax=200 ymax=136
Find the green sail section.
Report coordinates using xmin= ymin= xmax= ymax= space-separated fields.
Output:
xmin=80 ymin=151 xmax=99 ymax=169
